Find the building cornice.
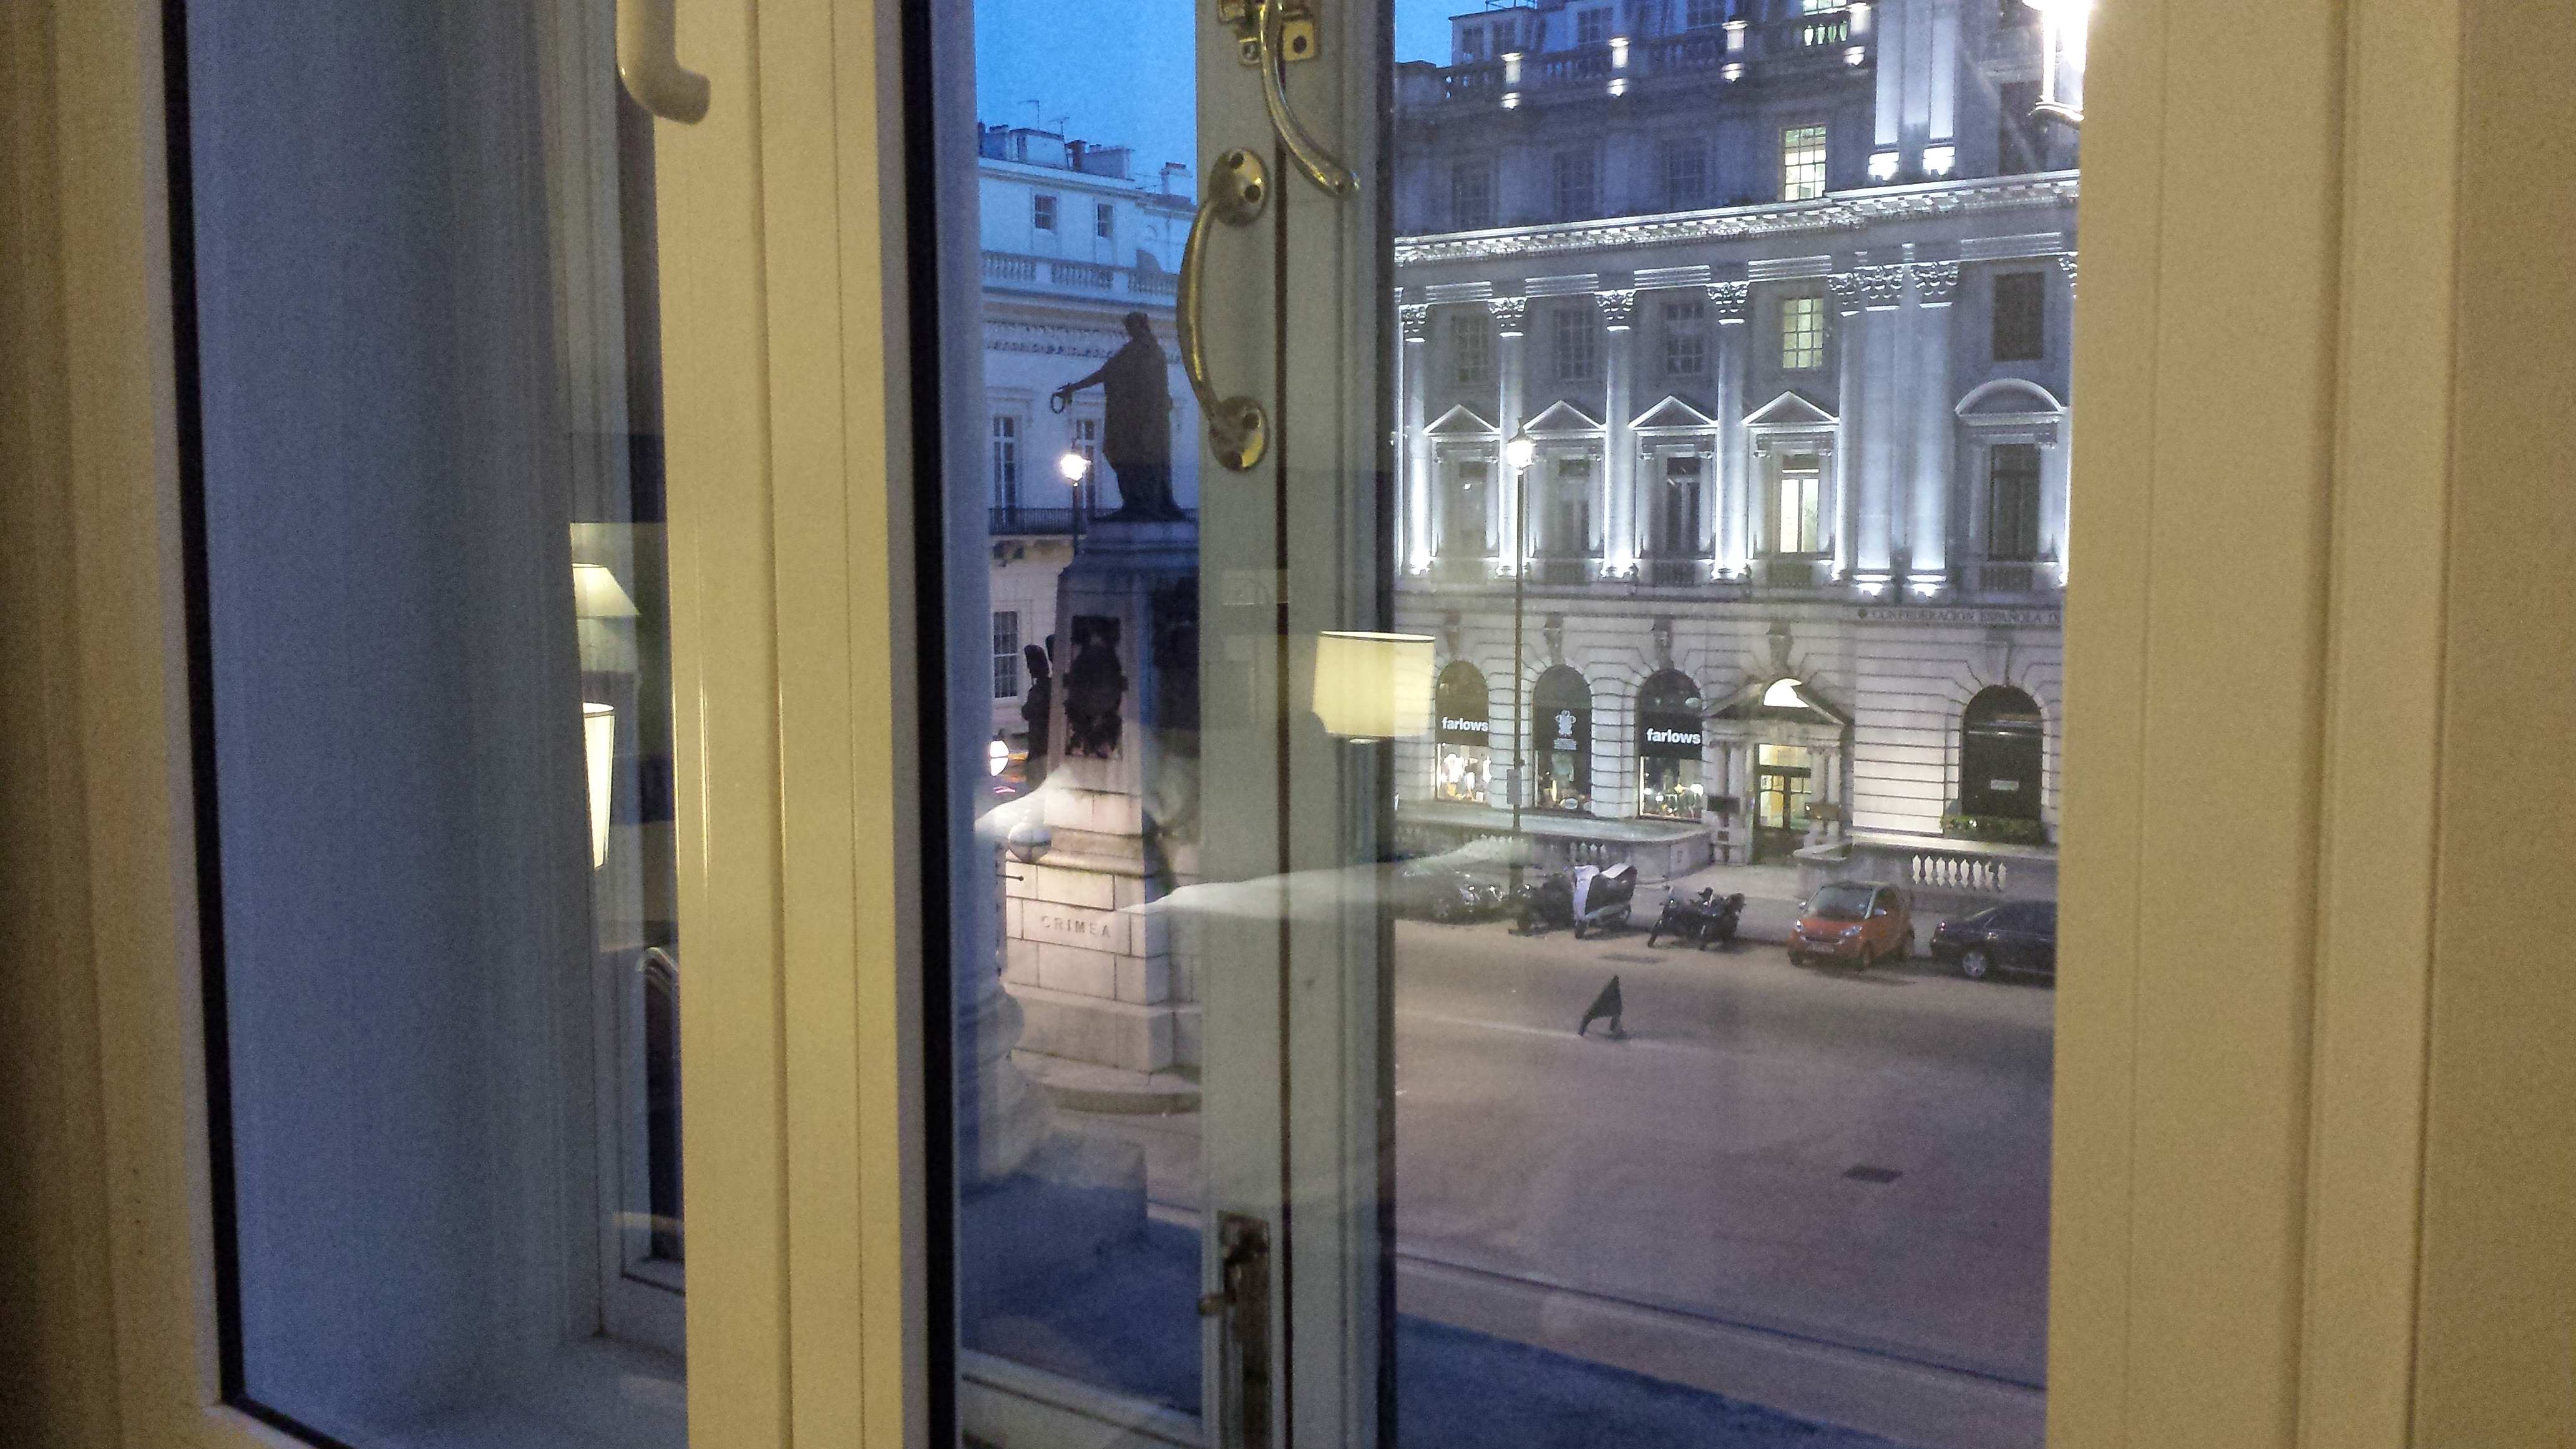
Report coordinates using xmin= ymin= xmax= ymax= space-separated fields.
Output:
xmin=1395 ymin=173 xmax=2081 ymax=267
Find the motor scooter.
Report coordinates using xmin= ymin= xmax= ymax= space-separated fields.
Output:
xmin=1646 ymin=887 xmax=1746 ymax=950
xmin=1512 ymin=863 xmax=1638 ymax=939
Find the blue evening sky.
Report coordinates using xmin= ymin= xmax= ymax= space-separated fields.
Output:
xmin=973 ymin=0 xmax=1464 ymax=178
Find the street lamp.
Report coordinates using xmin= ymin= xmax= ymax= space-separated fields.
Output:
xmin=2023 ymin=0 xmax=2089 ymax=126
xmin=1503 ymin=432 xmax=1537 ymax=909
xmin=1058 ymin=449 xmax=1090 ymax=549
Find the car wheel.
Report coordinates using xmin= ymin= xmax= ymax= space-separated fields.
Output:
xmin=1899 ymin=929 xmax=1915 ymax=962
xmin=1788 ymin=949 xmax=1805 ymax=965
xmin=1961 ymin=947 xmax=1991 ymax=981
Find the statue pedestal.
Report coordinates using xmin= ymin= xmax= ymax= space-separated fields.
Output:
xmin=1002 ymin=520 xmax=1203 ymax=1075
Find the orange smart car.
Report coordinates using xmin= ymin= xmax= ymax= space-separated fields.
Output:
xmin=1788 ymin=880 xmax=1915 ymax=968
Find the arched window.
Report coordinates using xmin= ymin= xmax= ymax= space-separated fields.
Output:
xmin=1634 ymin=670 xmax=1706 ymax=821
xmin=1531 ymin=666 xmax=1593 ymax=810
xmin=1432 ymin=661 xmax=1493 ymax=805
xmin=1960 ymin=686 xmax=2046 ymax=820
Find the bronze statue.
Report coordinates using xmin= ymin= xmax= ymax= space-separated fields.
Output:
xmin=1051 ymin=312 xmax=1183 ymax=522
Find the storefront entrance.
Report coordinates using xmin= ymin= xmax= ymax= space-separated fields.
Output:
xmin=1754 ymin=744 xmax=1814 ymax=863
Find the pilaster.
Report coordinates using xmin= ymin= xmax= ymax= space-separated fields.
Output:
xmin=1600 ymin=287 xmax=1637 ymax=575
xmin=1710 ymin=279 xmax=1751 ymax=576
xmin=1401 ymin=301 xmax=1432 ymax=573
xmin=1492 ymin=293 xmax=1530 ymax=561
xmin=1908 ymin=261 xmax=1960 ymax=590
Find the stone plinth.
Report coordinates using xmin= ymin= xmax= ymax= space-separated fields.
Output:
xmin=1000 ymin=519 xmax=1203 ymax=1075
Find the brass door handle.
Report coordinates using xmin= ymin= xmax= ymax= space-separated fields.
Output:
xmin=1221 ymin=0 xmax=1359 ymax=198
xmin=1178 ymin=149 xmax=1271 ymax=473
xmin=617 ymin=0 xmax=710 ymax=122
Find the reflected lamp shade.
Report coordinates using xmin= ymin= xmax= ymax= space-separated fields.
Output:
xmin=572 ymin=563 xmax=640 ymax=619
xmin=583 ymin=702 xmax=616 ymax=869
xmin=1313 ymin=632 xmax=1437 ymax=741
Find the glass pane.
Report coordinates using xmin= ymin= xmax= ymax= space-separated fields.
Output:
xmin=1385 ymin=0 xmax=2072 ymax=1441
xmin=179 ymin=1 xmax=686 ymax=1440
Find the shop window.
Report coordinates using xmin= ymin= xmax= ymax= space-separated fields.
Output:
xmin=1636 ymin=670 xmax=1708 ymax=821
xmin=1433 ymin=661 xmax=1494 ymax=804
xmin=1533 ymin=665 xmax=1594 ymax=809
xmin=1960 ymin=686 xmax=2046 ymax=820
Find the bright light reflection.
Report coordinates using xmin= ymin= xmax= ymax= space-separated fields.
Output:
xmin=1763 ymin=678 xmax=1808 ymax=709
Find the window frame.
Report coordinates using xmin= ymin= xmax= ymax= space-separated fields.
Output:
xmin=1993 ymin=269 xmax=2048 ymax=361
xmin=1780 ymin=122 xmax=1829 ymax=201
xmin=17 ymin=0 xmax=2546 ymax=1446
xmin=1030 ymin=190 xmax=1056 ymax=233
xmin=1780 ymin=292 xmax=1826 ymax=370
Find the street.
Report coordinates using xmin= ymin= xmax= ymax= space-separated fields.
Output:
xmin=1061 ymin=900 xmax=2054 ymax=1443
xmin=1390 ymin=914 xmax=2053 ymax=1390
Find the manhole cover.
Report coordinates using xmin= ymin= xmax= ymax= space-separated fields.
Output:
xmin=1843 ymin=1165 xmax=1903 ymax=1184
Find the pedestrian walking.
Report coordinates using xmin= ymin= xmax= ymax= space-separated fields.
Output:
xmin=1577 ymin=975 xmax=1625 ymax=1038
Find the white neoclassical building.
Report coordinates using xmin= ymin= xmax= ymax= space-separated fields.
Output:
xmin=1391 ymin=0 xmax=2076 ymax=883
xmin=976 ymin=124 xmax=1202 ymax=745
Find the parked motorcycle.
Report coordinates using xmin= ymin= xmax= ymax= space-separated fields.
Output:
xmin=1512 ymin=863 xmax=1638 ymax=939
xmin=1647 ymin=887 xmax=1745 ymax=950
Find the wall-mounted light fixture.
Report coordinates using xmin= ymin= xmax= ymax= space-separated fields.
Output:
xmin=2024 ymin=0 xmax=2089 ymax=125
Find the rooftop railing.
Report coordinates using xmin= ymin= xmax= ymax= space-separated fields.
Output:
xmin=1410 ymin=11 xmax=1868 ymax=110
xmin=980 ymin=250 xmax=1181 ymax=303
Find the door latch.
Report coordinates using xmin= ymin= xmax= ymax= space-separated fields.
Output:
xmin=1198 ymin=1212 xmax=1272 ymax=1449
xmin=1219 ymin=0 xmax=1317 ymax=68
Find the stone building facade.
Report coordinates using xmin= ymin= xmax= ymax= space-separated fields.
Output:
xmin=1391 ymin=0 xmax=2077 ymax=876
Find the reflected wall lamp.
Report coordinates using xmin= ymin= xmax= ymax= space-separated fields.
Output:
xmin=2024 ymin=0 xmax=2090 ymax=126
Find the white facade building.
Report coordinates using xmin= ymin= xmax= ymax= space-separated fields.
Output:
xmin=977 ymin=125 xmax=1201 ymax=744
xmin=1392 ymin=0 xmax=2077 ymax=880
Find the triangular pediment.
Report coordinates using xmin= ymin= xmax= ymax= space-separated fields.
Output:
xmin=1956 ymin=378 xmax=2065 ymax=417
xmin=1523 ymin=399 xmax=1604 ymax=435
xmin=1743 ymin=391 xmax=1838 ymax=429
xmin=1630 ymin=394 xmax=1719 ymax=432
xmin=1426 ymin=403 xmax=1499 ymax=437
xmin=1709 ymin=674 xmax=1852 ymax=729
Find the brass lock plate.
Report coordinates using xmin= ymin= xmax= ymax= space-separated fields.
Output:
xmin=1221 ymin=0 xmax=1320 ymax=67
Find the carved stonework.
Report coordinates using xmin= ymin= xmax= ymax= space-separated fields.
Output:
xmin=1828 ymin=271 xmax=1865 ymax=315
xmin=1911 ymin=260 xmax=1961 ymax=307
xmin=1705 ymin=280 xmax=1750 ymax=324
xmin=1061 ymin=615 xmax=1127 ymax=759
xmin=1856 ymin=264 xmax=1908 ymax=310
xmin=1400 ymin=304 xmax=1432 ymax=343
xmin=1598 ymin=288 xmax=1639 ymax=331
xmin=1488 ymin=295 xmax=1529 ymax=336
xmin=1543 ymin=614 xmax=1567 ymax=668
xmin=1650 ymin=617 xmax=1676 ymax=671
xmin=1393 ymin=176 xmax=2083 ymax=268
xmin=2057 ymin=252 xmax=2078 ymax=296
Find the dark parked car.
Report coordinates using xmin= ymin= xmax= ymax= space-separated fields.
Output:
xmin=1927 ymin=900 xmax=2057 ymax=980
xmin=1387 ymin=856 xmax=1508 ymax=924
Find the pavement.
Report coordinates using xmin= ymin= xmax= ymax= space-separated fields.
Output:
xmin=973 ymin=907 xmax=2052 ymax=1448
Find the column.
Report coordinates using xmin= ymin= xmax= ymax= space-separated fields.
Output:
xmin=1401 ymin=301 xmax=1431 ymax=573
xmin=1709 ymin=280 xmax=1750 ymax=576
xmin=1908 ymin=260 xmax=1960 ymax=591
xmin=1491 ymin=294 xmax=1529 ymax=568
xmin=1855 ymin=263 xmax=1906 ymax=589
xmin=1599 ymin=288 xmax=1638 ymax=574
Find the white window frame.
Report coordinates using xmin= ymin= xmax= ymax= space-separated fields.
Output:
xmin=1031 ymin=190 xmax=1056 ymax=232
xmin=19 ymin=2 xmax=2565 ymax=1448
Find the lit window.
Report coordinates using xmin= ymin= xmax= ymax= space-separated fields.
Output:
xmin=1802 ymin=0 xmax=1838 ymax=11
xmin=992 ymin=611 xmax=1022 ymax=700
xmin=1781 ymin=124 xmax=1828 ymax=200
xmin=1662 ymin=300 xmax=1707 ymax=375
xmin=1452 ymin=311 xmax=1493 ymax=384
xmin=1781 ymin=295 xmax=1825 ymax=370
xmin=1777 ymin=462 xmax=1823 ymax=553
xmin=1553 ymin=149 xmax=1599 ymax=220
xmin=1032 ymin=192 xmax=1057 ymax=232
xmin=1554 ymin=304 xmax=1599 ymax=381
xmin=1578 ymin=7 xmax=1611 ymax=46
xmin=1095 ymin=202 xmax=1114 ymax=239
